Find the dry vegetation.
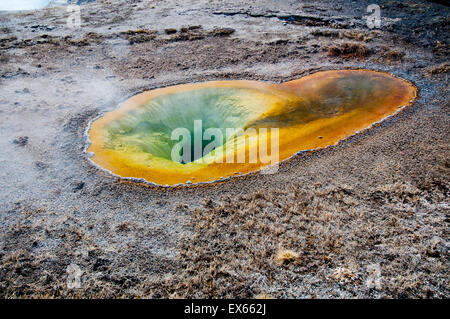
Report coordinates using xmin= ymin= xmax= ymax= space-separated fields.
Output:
xmin=327 ymin=42 xmax=372 ymax=59
xmin=151 ymin=180 xmax=448 ymax=298
xmin=427 ymin=62 xmax=450 ymax=75
xmin=1 ymin=177 xmax=447 ymax=298
xmin=275 ymin=250 xmax=300 ymax=266
xmin=311 ymin=29 xmax=379 ymax=42
xmin=379 ymin=46 xmax=405 ymax=62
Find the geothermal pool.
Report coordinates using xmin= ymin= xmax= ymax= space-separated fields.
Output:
xmin=86 ymin=70 xmax=417 ymax=186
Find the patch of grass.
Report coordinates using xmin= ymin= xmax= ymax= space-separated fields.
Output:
xmin=312 ymin=30 xmax=377 ymax=42
xmin=274 ymin=249 xmax=299 ymax=265
xmin=427 ymin=63 xmax=450 ymax=75
xmin=120 ymin=29 xmax=157 ymax=44
xmin=254 ymin=293 xmax=274 ymax=299
xmin=327 ymin=42 xmax=371 ymax=59
xmin=329 ymin=267 xmax=358 ymax=284
xmin=379 ymin=47 xmax=405 ymax=61
xmin=116 ymin=222 xmax=132 ymax=231
xmin=210 ymin=28 xmax=235 ymax=36
xmin=433 ymin=40 xmax=449 ymax=57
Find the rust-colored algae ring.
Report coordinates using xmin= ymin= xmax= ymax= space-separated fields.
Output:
xmin=86 ymin=70 xmax=417 ymax=187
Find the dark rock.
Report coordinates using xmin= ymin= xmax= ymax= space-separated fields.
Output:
xmin=93 ymin=258 xmax=111 ymax=271
xmin=164 ymin=28 xmax=177 ymax=34
xmin=35 ymin=161 xmax=49 ymax=170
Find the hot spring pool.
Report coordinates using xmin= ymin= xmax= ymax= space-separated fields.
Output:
xmin=86 ymin=70 xmax=417 ymax=187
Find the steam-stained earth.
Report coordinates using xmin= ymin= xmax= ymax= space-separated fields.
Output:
xmin=0 ymin=0 xmax=448 ymax=298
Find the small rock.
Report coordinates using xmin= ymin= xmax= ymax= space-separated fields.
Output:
xmin=35 ymin=161 xmax=49 ymax=170
xmin=165 ymin=28 xmax=177 ymax=34
xmin=93 ymin=258 xmax=110 ymax=271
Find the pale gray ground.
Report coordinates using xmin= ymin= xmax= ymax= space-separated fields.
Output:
xmin=0 ymin=0 xmax=448 ymax=298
